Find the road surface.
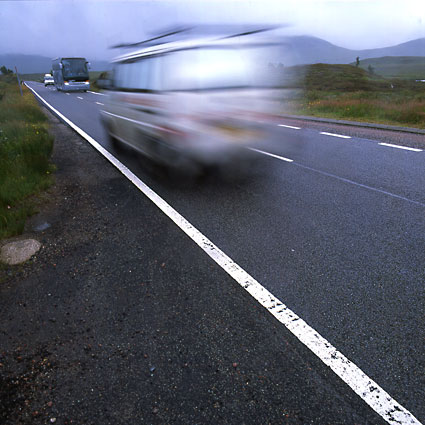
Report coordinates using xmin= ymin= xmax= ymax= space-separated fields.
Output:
xmin=24 ymin=82 xmax=425 ymax=424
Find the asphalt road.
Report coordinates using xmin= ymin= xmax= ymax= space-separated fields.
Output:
xmin=24 ymin=82 xmax=425 ymax=423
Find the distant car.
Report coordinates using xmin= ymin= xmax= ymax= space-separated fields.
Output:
xmin=44 ymin=74 xmax=54 ymax=86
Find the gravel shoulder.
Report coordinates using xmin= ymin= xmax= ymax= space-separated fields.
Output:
xmin=0 ymin=109 xmax=386 ymax=424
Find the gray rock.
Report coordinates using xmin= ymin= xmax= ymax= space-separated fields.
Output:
xmin=0 ymin=239 xmax=41 ymax=265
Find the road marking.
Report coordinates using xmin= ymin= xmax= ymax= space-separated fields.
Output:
xmin=88 ymin=91 xmax=105 ymax=96
xmin=379 ymin=143 xmax=423 ymax=152
xmin=252 ymin=148 xmax=425 ymax=208
xmin=77 ymin=96 xmax=83 ymax=100
xmin=249 ymin=148 xmax=293 ymax=162
xmin=320 ymin=132 xmax=351 ymax=139
xmin=95 ymin=102 xmax=104 ymax=106
xmin=278 ymin=124 xmax=301 ymax=130
xmin=294 ymin=162 xmax=425 ymax=207
xmin=24 ymin=82 xmax=423 ymax=425
xmin=66 ymin=93 xmax=70 ymax=96
xmin=101 ymin=110 xmax=177 ymax=133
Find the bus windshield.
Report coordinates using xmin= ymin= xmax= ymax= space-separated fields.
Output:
xmin=62 ymin=59 xmax=88 ymax=80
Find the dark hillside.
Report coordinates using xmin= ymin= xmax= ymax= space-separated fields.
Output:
xmin=275 ymin=64 xmax=374 ymax=91
xmin=352 ymin=56 xmax=425 ymax=79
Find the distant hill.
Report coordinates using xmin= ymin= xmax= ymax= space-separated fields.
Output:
xmin=359 ymin=38 xmax=425 ymax=59
xmin=277 ymin=36 xmax=356 ymax=65
xmin=351 ymin=56 xmax=425 ymax=79
xmin=276 ymin=36 xmax=425 ymax=66
xmin=0 ymin=54 xmax=110 ymax=73
xmin=1 ymin=37 xmax=424 ymax=72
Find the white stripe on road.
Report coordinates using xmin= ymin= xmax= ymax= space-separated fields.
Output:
xmin=249 ymin=148 xmax=293 ymax=162
xmin=95 ymin=102 xmax=104 ymax=106
xmin=101 ymin=110 xmax=176 ymax=133
xmin=252 ymin=148 xmax=425 ymax=208
xmin=320 ymin=132 xmax=351 ymax=139
xmin=77 ymin=96 xmax=83 ymax=100
xmin=379 ymin=143 xmax=423 ymax=152
xmin=88 ymin=91 xmax=105 ymax=96
xmin=278 ymin=124 xmax=301 ymax=130
xmin=24 ymin=82 xmax=423 ymax=425
xmin=66 ymin=93 xmax=70 ymax=96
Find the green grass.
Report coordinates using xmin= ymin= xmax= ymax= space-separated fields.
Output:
xmin=89 ymin=71 xmax=109 ymax=92
xmin=0 ymin=74 xmax=54 ymax=240
xmin=20 ymin=73 xmax=44 ymax=83
xmin=279 ymin=63 xmax=425 ymax=128
xmin=351 ymin=56 xmax=425 ymax=80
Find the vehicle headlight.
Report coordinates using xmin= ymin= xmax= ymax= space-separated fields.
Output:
xmin=64 ymin=81 xmax=69 ymax=85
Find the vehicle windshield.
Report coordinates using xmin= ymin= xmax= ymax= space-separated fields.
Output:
xmin=114 ymin=45 xmax=280 ymax=91
xmin=61 ymin=59 xmax=88 ymax=79
xmin=161 ymin=45 xmax=278 ymax=90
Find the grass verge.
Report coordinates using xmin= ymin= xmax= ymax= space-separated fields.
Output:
xmin=0 ymin=74 xmax=54 ymax=240
xmin=278 ymin=64 xmax=425 ymax=129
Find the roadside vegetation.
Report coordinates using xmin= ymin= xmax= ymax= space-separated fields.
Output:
xmin=0 ymin=74 xmax=54 ymax=239
xmin=90 ymin=71 xmax=109 ymax=92
xmin=276 ymin=63 xmax=425 ymax=128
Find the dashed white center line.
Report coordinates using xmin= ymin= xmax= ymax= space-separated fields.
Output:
xmin=77 ymin=96 xmax=83 ymax=100
xmin=66 ymin=93 xmax=70 ymax=96
xmin=251 ymin=147 xmax=425 ymax=208
xmin=278 ymin=124 xmax=301 ymax=130
xmin=320 ymin=132 xmax=351 ymax=139
xmin=88 ymin=91 xmax=105 ymax=96
xmin=95 ymin=102 xmax=104 ymax=106
xmin=379 ymin=143 xmax=423 ymax=152
xmin=249 ymin=148 xmax=293 ymax=162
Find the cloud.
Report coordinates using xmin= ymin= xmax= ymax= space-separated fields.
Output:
xmin=0 ymin=0 xmax=423 ymax=59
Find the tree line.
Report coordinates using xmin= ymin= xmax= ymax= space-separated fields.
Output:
xmin=1 ymin=66 xmax=13 ymax=75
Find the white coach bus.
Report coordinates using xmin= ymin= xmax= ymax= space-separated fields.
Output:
xmin=52 ymin=57 xmax=90 ymax=92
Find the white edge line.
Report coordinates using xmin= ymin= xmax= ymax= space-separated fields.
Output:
xmin=25 ymin=82 xmax=422 ymax=425
xmin=249 ymin=148 xmax=293 ymax=163
xmin=95 ymin=102 xmax=104 ymax=106
xmin=320 ymin=132 xmax=352 ymax=139
xmin=379 ymin=143 xmax=422 ymax=152
xmin=278 ymin=124 xmax=301 ymax=130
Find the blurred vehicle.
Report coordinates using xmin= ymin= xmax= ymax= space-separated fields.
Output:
xmin=100 ymin=26 xmax=281 ymax=171
xmin=44 ymin=73 xmax=54 ymax=86
xmin=52 ymin=57 xmax=90 ymax=91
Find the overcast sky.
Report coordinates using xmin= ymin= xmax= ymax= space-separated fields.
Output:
xmin=1 ymin=0 xmax=424 ymax=60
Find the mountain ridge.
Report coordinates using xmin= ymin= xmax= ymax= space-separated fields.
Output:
xmin=0 ymin=54 xmax=109 ymax=74
xmin=1 ymin=36 xmax=424 ymax=73
xmin=278 ymin=36 xmax=425 ymax=66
